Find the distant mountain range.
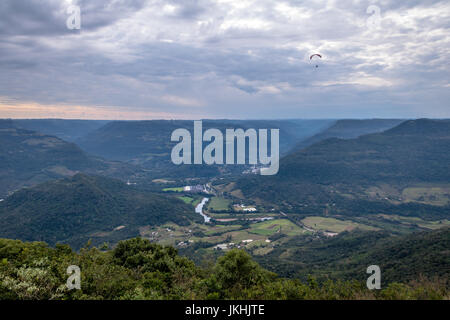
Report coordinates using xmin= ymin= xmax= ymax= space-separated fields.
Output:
xmin=1 ymin=118 xmax=409 ymax=183
xmin=0 ymin=120 xmax=137 ymax=197
xmin=75 ymin=119 xmax=333 ymax=179
xmin=76 ymin=119 xmax=333 ymax=162
xmin=0 ymin=174 xmax=198 ymax=248
xmin=10 ymin=119 xmax=109 ymax=142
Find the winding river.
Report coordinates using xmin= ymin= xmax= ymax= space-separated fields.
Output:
xmin=195 ymin=197 xmax=211 ymax=223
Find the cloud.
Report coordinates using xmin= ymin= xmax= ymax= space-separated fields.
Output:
xmin=0 ymin=0 xmax=148 ymax=36
xmin=0 ymin=0 xmax=449 ymax=119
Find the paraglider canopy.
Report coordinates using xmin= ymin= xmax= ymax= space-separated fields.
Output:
xmin=310 ymin=54 xmax=322 ymax=68
xmin=310 ymin=54 xmax=322 ymax=60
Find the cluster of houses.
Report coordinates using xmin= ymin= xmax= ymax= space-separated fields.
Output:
xmin=176 ymin=240 xmax=195 ymax=247
xmin=213 ymin=239 xmax=266 ymax=251
xmin=183 ymin=184 xmax=211 ymax=193
xmin=242 ymin=165 xmax=263 ymax=175
xmin=233 ymin=204 xmax=257 ymax=212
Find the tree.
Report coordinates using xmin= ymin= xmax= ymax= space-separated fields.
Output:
xmin=209 ymin=249 xmax=276 ymax=298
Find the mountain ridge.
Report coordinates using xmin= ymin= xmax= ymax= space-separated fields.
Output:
xmin=235 ymin=118 xmax=450 ymax=215
xmin=294 ymin=119 xmax=405 ymax=151
xmin=0 ymin=122 xmax=140 ymax=197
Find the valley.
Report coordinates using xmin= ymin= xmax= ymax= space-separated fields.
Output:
xmin=0 ymin=118 xmax=449 ymax=285
xmin=137 ymin=177 xmax=450 ymax=270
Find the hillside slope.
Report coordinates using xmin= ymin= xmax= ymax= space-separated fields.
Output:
xmin=294 ymin=119 xmax=404 ymax=151
xmin=257 ymin=227 xmax=450 ymax=284
xmin=236 ymin=119 xmax=450 ymax=215
xmin=0 ymin=120 xmax=137 ymax=197
xmin=76 ymin=119 xmax=332 ymax=179
xmin=12 ymin=119 xmax=109 ymax=142
xmin=0 ymin=174 xmax=199 ymax=248
xmin=77 ymin=119 xmax=332 ymax=161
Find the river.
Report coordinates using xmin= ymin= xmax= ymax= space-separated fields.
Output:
xmin=195 ymin=197 xmax=211 ymax=223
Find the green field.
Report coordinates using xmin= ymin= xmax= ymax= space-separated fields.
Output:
xmin=378 ymin=214 xmax=450 ymax=230
xmin=163 ymin=187 xmax=184 ymax=192
xmin=402 ymin=187 xmax=450 ymax=206
xmin=253 ymin=246 xmax=274 ymax=256
xmin=209 ymin=213 xmax=279 ymax=220
xmin=365 ymin=185 xmax=450 ymax=206
xmin=207 ymin=197 xmax=231 ymax=211
xmin=302 ymin=216 xmax=378 ymax=233
xmin=177 ymin=196 xmax=195 ymax=204
xmin=249 ymin=219 xmax=306 ymax=236
xmin=203 ymin=225 xmax=243 ymax=236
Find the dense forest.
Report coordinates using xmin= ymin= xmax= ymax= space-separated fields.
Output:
xmin=236 ymin=119 xmax=450 ymax=216
xmin=0 ymin=236 xmax=448 ymax=300
xmin=255 ymin=228 xmax=450 ymax=283
xmin=0 ymin=120 xmax=138 ymax=198
xmin=0 ymin=174 xmax=200 ymax=248
xmin=293 ymin=119 xmax=404 ymax=151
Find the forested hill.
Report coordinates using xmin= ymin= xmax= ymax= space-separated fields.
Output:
xmin=0 ymin=122 xmax=137 ymax=197
xmin=76 ymin=119 xmax=332 ymax=163
xmin=277 ymin=119 xmax=450 ymax=183
xmin=236 ymin=119 xmax=450 ymax=211
xmin=257 ymin=227 xmax=450 ymax=284
xmin=11 ymin=119 xmax=109 ymax=142
xmin=294 ymin=119 xmax=404 ymax=151
xmin=74 ymin=119 xmax=332 ymax=179
xmin=0 ymin=174 xmax=199 ymax=248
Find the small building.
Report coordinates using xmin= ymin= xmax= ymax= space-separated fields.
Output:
xmin=213 ymin=243 xmax=235 ymax=250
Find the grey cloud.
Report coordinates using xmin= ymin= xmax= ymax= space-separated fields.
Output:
xmin=166 ymin=0 xmax=211 ymax=20
xmin=0 ymin=0 xmax=67 ymax=36
xmin=0 ymin=0 xmax=449 ymax=119
xmin=0 ymin=0 xmax=147 ymax=36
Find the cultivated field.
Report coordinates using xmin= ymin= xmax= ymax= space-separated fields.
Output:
xmin=207 ymin=197 xmax=232 ymax=211
xmin=249 ymin=219 xmax=306 ymax=236
xmin=301 ymin=216 xmax=378 ymax=233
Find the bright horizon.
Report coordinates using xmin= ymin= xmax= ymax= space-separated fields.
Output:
xmin=1 ymin=116 xmax=427 ymax=121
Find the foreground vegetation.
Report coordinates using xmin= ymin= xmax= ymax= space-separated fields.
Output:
xmin=255 ymin=228 xmax=450 ymax=283
xmin=0 ymin=237 xmax=448 ymax=300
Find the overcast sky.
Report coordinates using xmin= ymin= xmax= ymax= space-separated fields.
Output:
xmin=0 ymin=0 xmax=448 ymax=119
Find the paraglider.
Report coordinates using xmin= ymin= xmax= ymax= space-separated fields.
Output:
xmin=310 ymin=54 xmax=322 ymax=68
